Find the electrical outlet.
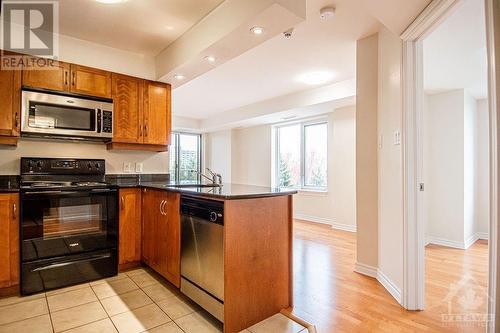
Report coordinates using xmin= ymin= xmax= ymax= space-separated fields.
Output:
xmin=135 ymin=162 xmax=143 ymax=173
xmin=393 ymin=130 xmax=401 ymax=145
xmin=123 ymin=162 xmax=132 ymax=173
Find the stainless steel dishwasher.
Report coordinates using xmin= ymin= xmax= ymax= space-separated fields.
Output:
xmin=180 ymin=197 xmax=224 ymax=322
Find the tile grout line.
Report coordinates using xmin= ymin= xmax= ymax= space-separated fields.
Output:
xmin=44 ymin=294 xmax=56 ymax=333
xmin=88 ymin=280 xmax=120 ymax=333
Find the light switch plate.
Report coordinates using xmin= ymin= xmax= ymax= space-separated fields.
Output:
xmin=135 ymin=162 xmax=143 ymax=173
xmin=393 ymin=130 xmax=401 ymax=145
xmin=378 ymin=135 xmax=383 ymax=149
xmin=123 ymin=162 xmax=132 ymax=173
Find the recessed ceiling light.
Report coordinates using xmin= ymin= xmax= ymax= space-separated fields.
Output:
xmin=204 ymin=55 xmax=216 ymax=63
xmin=250 ymin=26 xmax=265 ymax=35
xmin=174 ymin=74 xmax=185 ymax=80
xmin=95 ymin=0 xmax=127 ymax=4
xmin=165 ymin=26 xmax=174 ymax=31
xmin=296 ymin=71 xmax=335 ymax=85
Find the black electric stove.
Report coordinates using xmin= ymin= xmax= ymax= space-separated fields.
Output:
xmin=20 ymin=158 xmax=118 ymax=295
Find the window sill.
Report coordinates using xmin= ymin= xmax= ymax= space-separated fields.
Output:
xmin=297 ymin=189 xmax=328 ymax=196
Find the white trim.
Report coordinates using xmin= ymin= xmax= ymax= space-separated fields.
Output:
xmin=401 ymin=0 xmax=462 ymax=311
xmin=354 ymin=262 xmax=377 ymax=278
xmin=478 ymin=232 xmax=489 ymax=241
xmin=426 ymin=236 xmax=467 ymax=249
xmin=486 ymin=0 xmax=499 ymax=329
xmin=294 ymin=213 xmax=357 ymax=232
xmin=354 ymin=264 xmax=402 ymax=304
xmin=378 ymin=269 xmax=403 ymax=304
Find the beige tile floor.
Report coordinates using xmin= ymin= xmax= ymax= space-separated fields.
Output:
xmin=0 ymin=268 xmax=307 ymax=333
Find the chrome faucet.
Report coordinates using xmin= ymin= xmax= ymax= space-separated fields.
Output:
xmin=192 ymin=168 xmax=222 ymax=185
xmin=206 ymin=168 xmax=223 ymax=185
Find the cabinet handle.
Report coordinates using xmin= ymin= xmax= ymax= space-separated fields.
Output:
xmin=144 ymin=124 xmax=148 ymax=137
xmin=72 ymin=72 xmax=76 ymax=86
xmin=64 ymin=71 xmax=68 ymax=86
xmin=14 ymin=112 xmax=19 ymax=129
xmin=12 ymin=203 xmax=16 ymax=219
xmin=121 ymin=196 xmax=125 ymax=209
xmin=159 ymin=200 xmax=163 ymax=215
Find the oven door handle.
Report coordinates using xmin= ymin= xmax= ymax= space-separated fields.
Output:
xmin=30 ymin=254 xmax=112 ymax=272
xmin=24 ymin=189 xmax=116 ymax=196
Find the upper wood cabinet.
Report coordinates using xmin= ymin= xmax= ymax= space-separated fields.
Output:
xmin=119 ymin=188 xmax=142 ymax=266
xmin=112 ymin=74 xmax=143 ymax=143
xmin=22 ymin=60 xmax=112 ymax=98
xmin=143 ymin=81 xmax=171 ymax=146
xmin=141 ymin=189 xmax=180 ymax=287
xmin=70 ymin=65 xmax=111 ymax=98
xmin=22 ymin=59 xmax=70 ymax=92
xmin=0 ymin=53 xmax=21 ymax=144
xmin=0 ymin=193 xmax=19 ymax=289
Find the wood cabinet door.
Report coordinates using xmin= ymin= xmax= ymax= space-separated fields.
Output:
xmin=112 ymin=74 xmax=144 ymax=143
xmin=0 ymin=55 xmax=21 ymax=137
xmin=22 ymin=58 xmax=70 ymax=92
xmin=143 ymin=82 xmax=171 ymax=146
xmin=156 ymin=192 xmax=180 ymax=287
xmin=70 ymin=64 xmax=112 ymax=98
xmin=0 ymin=194 xmax=19 ymax=288
xmin=119 ymin=188 xmax=142 ymax=265
xmin=141 ymin=188 xmax=159 ymax=267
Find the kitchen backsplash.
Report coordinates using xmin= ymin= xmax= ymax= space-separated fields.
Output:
xmin=0 ymin=139 xmax=169 ymax=175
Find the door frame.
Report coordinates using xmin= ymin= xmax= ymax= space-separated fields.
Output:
xmin=401 ymin=1 xmax=497 ymax=329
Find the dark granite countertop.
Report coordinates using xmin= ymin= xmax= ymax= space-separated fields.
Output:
xmin=0 ymin=176 xmax=19 ymax=192
xmin=0 ymin=174 xmax=297 ymax=199
xmin=138 ymin=182 xmax=297 ymax=200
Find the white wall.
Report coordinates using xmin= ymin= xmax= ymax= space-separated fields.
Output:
xmin=204 ymin=130 xmax=232 ymax=182
xmin=476 ymin=99 xmax=490 ymax=236
xmin=423 ymin=90 xmax=466 ymax=246
xmin=205 ymin=107 xmax=357 ymax=231
xmin=423 ymin=90 xmax=489 ymax=248
xmin=377 ymin=27 xmax=404 ymax=291
xmin=231 ymin=125 xmax=272 ymax=187
xmin=0 ymin=31 xmax=166 ymax=175
xmin=0 ymin=140 xmax=168 ymax=175
xmin=293 ymin=107 xmax=357 ymax=231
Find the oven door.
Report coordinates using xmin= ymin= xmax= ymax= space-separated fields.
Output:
xmin=20 ymin=188 xmax=118 ymax=263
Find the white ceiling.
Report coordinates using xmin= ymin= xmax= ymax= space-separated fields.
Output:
xmin=423 ymin=0 xmax=488 ymax=100
xmin=58 ymin=0 xmax=225 ymax=56
xmin=173 ymin=0 xmax=431 ymax=120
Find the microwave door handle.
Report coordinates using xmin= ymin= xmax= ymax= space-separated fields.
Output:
xmin=96 ymin=109 xmax=102 ymax=134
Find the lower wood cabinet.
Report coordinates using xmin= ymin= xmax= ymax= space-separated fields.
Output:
xmin=0 ymin=193 xmax=19 ymax=289
xmin=118 ymin=188 xmax=142 ymax=267
xmin=141 ymin=188 xmax=180 ymax=287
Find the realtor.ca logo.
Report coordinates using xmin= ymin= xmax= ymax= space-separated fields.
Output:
xmin=1 ymin=0 xmax=59 ymax=70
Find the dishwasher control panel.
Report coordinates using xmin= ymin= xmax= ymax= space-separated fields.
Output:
xmin=181 ymin=197 xmax=224 ymax=225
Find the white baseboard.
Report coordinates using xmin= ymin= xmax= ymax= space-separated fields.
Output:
xmin=294 ymin=213 xmax=356 ymax=232
xmin=377 ymin=270 xmax=402 ymax=304
xmin=477 ymin=232 xmax=489 ymax=240
xmin=354 ymin=262 xmax=402 ymax=304
xmin=426 ymin=232 xmax=489 ymax=250
xmin=426 ymin=236 xmax=466 ymax=249
xmin=354 ymin=262 xmax=377 ymax=278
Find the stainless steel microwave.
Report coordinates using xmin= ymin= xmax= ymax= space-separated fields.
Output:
xmin=21 ymin=90 xmax=113 ymax=140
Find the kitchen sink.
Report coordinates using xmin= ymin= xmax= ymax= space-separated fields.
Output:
xmin=165 ymin=183 xmax=222 ymax=188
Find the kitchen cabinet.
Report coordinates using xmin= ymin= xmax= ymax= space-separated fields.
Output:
xmin=0 ymin=53 xmax=21 ymax=145
xmin=141 ymin=189 xmax=180 ymax=287
xmin=70 ymin=64 xmax=112 ymax=98
xmin=0 ymin=193 xmax=19 ymax=290
xmin=111 ymin=74 xmax=144 ymax=144
xmin=119 ymin=188 xmax=142 ymax=268
xmin=22 ymin=58 xmax=70 ymax=92
xmin=22 ymin=59 xmax=111 ymax=98
xmin=143 ymin=81 xmax=171 ymax=146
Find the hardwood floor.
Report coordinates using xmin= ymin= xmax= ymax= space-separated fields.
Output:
xmin=292 ymin=220 xmax=489 ymax=333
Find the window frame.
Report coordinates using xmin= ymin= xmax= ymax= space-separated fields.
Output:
xmin=169 ymin=132 xmax=202 ymax=182
xmin=274 ymin=118 xmax=328 ymax=191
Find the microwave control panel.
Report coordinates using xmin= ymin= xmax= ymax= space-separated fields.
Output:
xmin=102 ymin=111 xmax=112 ymax=134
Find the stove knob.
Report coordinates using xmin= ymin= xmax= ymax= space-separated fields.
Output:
xmin=95 ymin=162 xmax=100 ymax=169
xmin=87 ymin=162 xmax=92 ymax=170
xmin=36 ymin=161 xmax=43 ymax=169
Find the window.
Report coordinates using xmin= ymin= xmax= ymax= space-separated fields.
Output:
xmin=169 ymin=132 xmax=201 ymax=182
xmin=275 ymin=120 xmax=327 ymax=190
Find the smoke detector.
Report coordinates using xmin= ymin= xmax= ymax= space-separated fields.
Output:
xmin=319 ymin=6 xmax=336 ymax=20
xmin=283 ymin=28 xmax=294 ymax=39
